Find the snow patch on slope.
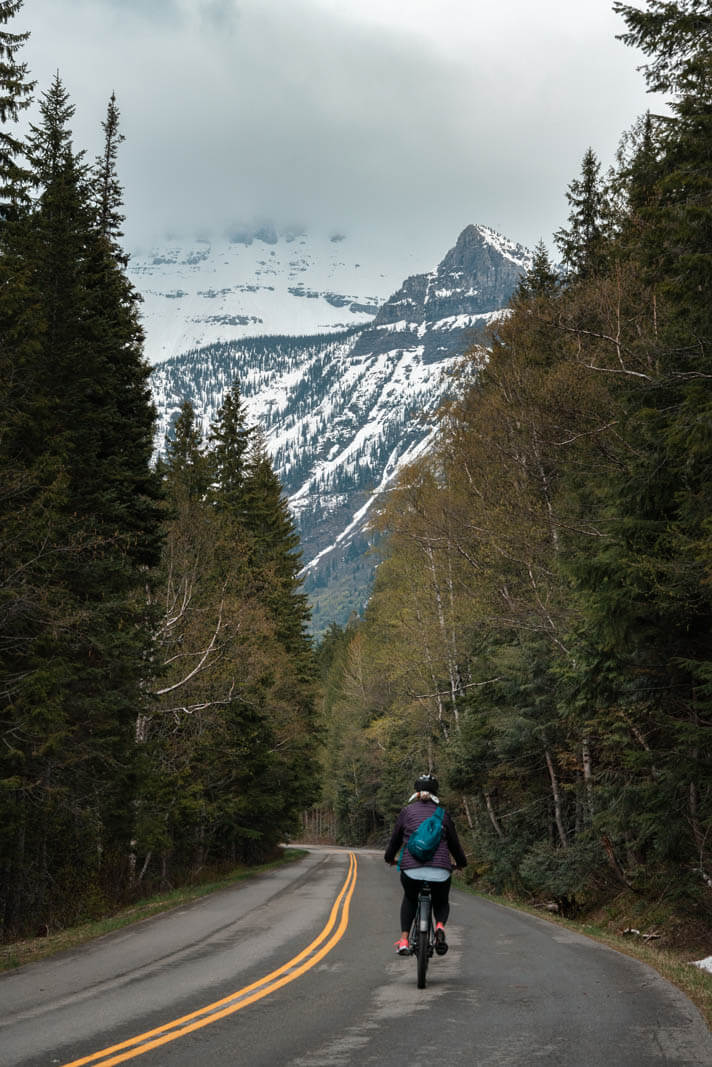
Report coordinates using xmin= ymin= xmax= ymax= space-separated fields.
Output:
xmin=130 ymin=227 xmax=421 ymax=365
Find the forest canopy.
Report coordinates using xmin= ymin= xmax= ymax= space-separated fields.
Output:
xmin=318 ymin=0 xmax=712 ymax=916
xmin=0 ymin=0 xmax=319 ymax=936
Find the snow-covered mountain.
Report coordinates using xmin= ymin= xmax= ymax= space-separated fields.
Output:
xmin=147 ymin=224 xmax=532 ymax=631
xmin=128 ymin=224 xmax=421 ymax=365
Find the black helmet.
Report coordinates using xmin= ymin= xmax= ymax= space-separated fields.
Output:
xmin=414 ymin=773 xmax=439 ymax=794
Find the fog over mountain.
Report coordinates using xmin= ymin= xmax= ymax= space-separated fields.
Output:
xmin=23 ymin=0 xmax=666 ymax=271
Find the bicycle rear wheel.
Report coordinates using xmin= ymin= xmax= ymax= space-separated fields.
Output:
xmin=416 ymin=928 xmax=428 ymax=988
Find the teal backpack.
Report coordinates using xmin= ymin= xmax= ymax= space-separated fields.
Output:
xmin=406 ymin=806 xmax=444 ymax=863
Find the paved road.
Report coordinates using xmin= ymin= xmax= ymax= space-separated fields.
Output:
xmin=1 ymin=848 xmax=710 ymax=1066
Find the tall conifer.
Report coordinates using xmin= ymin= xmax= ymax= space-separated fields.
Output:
xmin=208 ymin=382 xmax=252 ymax=516
xmin=1 ymin=73 xmax=162 ymax=933
xmin=0 ymin=0 xmax=33 ymax=215
xmin=554 ymin=148 xmax=610 ymax=279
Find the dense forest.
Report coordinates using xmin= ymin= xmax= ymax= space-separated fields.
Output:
xmin=1 ymin=0 xmax=711 ymax=943
xmin=0 ymin=0 xmax=318 ymax=936
xmin=319 ymin=1 xmax=712 ymax=921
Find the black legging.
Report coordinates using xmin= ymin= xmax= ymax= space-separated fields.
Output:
xmin=400 ymin=871 xmax=451 ymax=930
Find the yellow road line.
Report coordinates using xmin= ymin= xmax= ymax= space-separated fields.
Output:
xmin=60 ymin=852 xmax=357 ymax=1067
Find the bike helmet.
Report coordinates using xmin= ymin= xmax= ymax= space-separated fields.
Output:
xmin=414 ymin=773 xmax=439 ymax=794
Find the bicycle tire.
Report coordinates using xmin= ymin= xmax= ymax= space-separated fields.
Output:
xmin=416 ymin=928 xmax=428 ymax=988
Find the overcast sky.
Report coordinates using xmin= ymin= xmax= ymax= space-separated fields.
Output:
xmin=21 ymin=0 xmax=663 ymax=267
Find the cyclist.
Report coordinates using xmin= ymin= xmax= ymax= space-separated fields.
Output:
xmin=384 ymin=773 xmax=468 ymax=956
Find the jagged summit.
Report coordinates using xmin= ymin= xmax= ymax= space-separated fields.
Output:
xmin=148 ymin=223 xmax=532 ymax=631
xmin=357 ymin=223 xmax=531 ymax=364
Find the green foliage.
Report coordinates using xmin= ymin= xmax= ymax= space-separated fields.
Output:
xmin=131 ymin=391 xmax=320 ymax=891
xmin=554 ymin=148 xmax=611 ymax=279
xmin=0 ymin=10 xmax=318 ymax=934
xmin=317 ymin=3 xmax=712 ymax=928
xmin=518 ymin=838 xmax=603 ymax=907
xmin=0 ymin=0 xmax=33 ymax=214
xmin=0 ymin=55 xmax=166 ymax=934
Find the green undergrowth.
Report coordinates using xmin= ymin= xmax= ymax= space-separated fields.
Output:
xmin=0 ymin=848 xmax=307 ymax=973
xmin=459 ymin=878 xmax=712 ymax=1029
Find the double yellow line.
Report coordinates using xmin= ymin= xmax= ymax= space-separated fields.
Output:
xmin=61 ymin=852 xmax=358 ymax=1067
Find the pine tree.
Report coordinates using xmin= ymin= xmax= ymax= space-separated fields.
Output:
xmin=515 ymin=240 xmax=559 ymax=300
xmin=1 ymin=74 xmax=163 ymax=933
xmin=554 ymin=148 xmax=610 ymax=279
xmin=0 ymin=0 xmax=34 ymax=216
xmin=26 ymin=70 xmax=78 ymax=188
xmin=165 ymin=400 xmax=210 ymax=502
xmin=91 ymin=92 xmax=125 ymax=257
xmin=589 ymin=0 xmax=712 ymax=878
xmin=208 ymin=382 xmax=252 ymax=516
xmin=240 ymin=431 xmax=320 ymax=806
xmin=242 ymin=430 xmax=309 ymax=642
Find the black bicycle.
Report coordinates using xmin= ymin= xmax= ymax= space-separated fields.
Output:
xmin=408 ymin=880 xmax=435 ymax=988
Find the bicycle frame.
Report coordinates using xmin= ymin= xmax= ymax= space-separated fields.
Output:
xmin=408 ymin=880 xmax=435 ymax=988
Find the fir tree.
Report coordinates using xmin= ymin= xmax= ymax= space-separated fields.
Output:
xmin=92 ymin=91 xmax=126 ymax=257
xmin=1 ymin=74 xmax=162 ymax=933
xmin=165 ymin=400 xmax=210 ymax=502
xmin=554 ymin=148 xmax=610 ymax=279
xmin=208 ymin=382 xmax=252 ymax=516
xmin=241 ymin=431 xmax=320 ymax=805
xmin=0 ymin=0 xmax=33 ymax=216
xmin=26 ymin=71 xmax=79 ymax=190
xmin=242 ymin=431 xmax=309 ymax=642
xmin=516 ymin=240 xmax=559 ymax=299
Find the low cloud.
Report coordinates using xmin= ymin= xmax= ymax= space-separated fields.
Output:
xmin=22 ymin=0 xmax=661 ymax=266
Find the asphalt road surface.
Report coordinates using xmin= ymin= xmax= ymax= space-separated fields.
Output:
xmin=1 ymin=847 xmax=710 ymax=1066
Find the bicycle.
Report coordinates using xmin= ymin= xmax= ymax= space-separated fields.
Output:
xmin=408 ymin=880 xmax=435 ymax=988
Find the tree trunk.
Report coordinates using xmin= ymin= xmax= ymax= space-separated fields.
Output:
xmin=137 ymin=850 xmax=152 ymax=885
xmin=582 ymin=736 xmax=594 ymax=821
xmin=545 ymin=748 xmax=569 ymax=848
xmin=483 ymin=790 xmax=505 ymax=839
xmin=601 ymin=833 xmax=634 ymax=889
xmin=459 ymin=793 xmax=480 ymax=857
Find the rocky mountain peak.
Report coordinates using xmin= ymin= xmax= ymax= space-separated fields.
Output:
xmin=364 ymin=223 xmax=531 ymax=362
xmin=148 ymin=223 xmax=532 ymax=631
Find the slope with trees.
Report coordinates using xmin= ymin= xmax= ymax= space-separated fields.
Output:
xmin=319 ymin=1 xmax=712 ymax=928
xmin=0 ymin=3 xmax=319 ymax=937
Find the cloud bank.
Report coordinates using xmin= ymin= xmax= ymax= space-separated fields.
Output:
xmin=22 ymin=0 xmax=661 ymax=265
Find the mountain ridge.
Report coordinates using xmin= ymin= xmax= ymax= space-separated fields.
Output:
xmin=147 ymin=223 xmax=532 ymax=631
xmin=129 ymin=224 xmax=422 ymax=365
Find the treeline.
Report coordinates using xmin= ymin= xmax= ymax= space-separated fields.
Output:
xmin=320 ymin=1 xmax=712 ymax=915
xmin=0 ymin=1 xmax=318 ymax=937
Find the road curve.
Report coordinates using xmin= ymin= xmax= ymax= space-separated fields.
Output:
xmin=0 ymin=847 xmax=710 ymax=1066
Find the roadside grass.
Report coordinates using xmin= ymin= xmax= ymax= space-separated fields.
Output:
xmin=458 ymin=879 xmax=712 ymax=1029
xmin=0 ymin=848 xmax=307 ymax=974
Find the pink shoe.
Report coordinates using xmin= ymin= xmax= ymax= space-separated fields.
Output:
xmin=394 ymin=936 xmax=410 ymax=955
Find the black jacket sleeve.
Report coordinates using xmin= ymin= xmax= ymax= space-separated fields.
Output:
xmin=384 ymin=809 xmax=406 ymax=863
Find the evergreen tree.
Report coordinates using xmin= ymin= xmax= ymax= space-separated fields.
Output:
xmin=514 ymin=240 xmax=559 ymax=302
xmin=554 ymin=148 xmax=610 ymax=279
xmin=0 ymin=73 xmax=162 ymax=933
xmin=165 ymin=400 xmax=210 ymax=502
xmin=574 ymin=0 xmax=712 ymax=879
xmin=0 ymin=0 xmax=33 ymax=216
xmin=242 ymin=430 xmax=310 ymax=647
xmin=241 ymin=431 xmax=320 ymax=806
xmin=26 ymin=70 xmax=78 ymax=188
xmin=91 ymin=92 xmax=125 ymax=256
xmin=208 ymin=382 xmax=252 ymax=516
